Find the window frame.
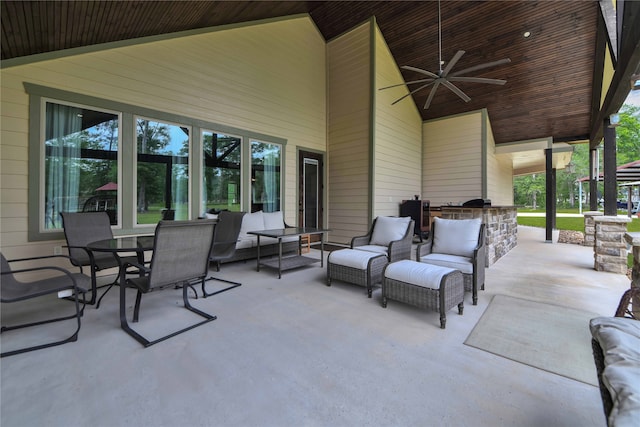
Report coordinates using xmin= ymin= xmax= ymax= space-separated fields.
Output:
xmin=25 ymin=83 xmax=287 ymax=241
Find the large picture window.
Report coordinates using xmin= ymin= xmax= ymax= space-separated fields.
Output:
xmin=202 ymin=131 xmax=241 ymax=213
xmin=44 ymin=101 xmax=119 ymax=229
xmin=136 ymin=118 xmax=190 ymax=224
xmin=27 ymin=84 xmax=287 ymax=240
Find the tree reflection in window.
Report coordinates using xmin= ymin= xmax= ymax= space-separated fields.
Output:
xmin=44 ymin=102 xmax=119 ymax=229
xmin=251 ymin=141 xmax=281 ymax=213
xmin=202 ymin=132 xmax=241 ymax=213
xmin=136 ymin=119 xmax=190 ymax=224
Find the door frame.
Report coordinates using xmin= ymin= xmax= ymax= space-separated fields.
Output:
xmin=298 ymin=149 xmax=325 ymax=230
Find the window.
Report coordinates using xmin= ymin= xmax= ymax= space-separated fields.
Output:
xmin=202 ymin=131 xmax=241 ymax=213
xmin=251 ymin=140 xmax=281 ymax=213
xmin=135 ymin=118 xmax=190 ymax=224
xmin=44 ymin=101 xmax=120 ymax=229
xmin=26 ymin=84 xmax=287 ymax=240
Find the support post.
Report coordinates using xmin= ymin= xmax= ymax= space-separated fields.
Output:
xmin=603 ymin=119 xmax=617 ymax=216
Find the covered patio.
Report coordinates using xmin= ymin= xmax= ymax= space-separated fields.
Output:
xmin=0 ymin=226 xmax=630 ymax=426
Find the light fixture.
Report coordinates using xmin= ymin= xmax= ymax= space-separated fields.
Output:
xmin=523 ymin=31 xmax=531 ymax=38
xmin=609 ymin=114 xmax=621 ymax=127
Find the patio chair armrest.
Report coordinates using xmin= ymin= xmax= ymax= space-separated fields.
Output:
xmin=5 ymin=254 xmax=87 ymax=275
xmin=416 ymin=241 xmax=433 ymax=258
xmin=1 ymin=265 xmax=87 ymax=293
xmin=123 ymin=260 xmax=150 ymax=274
xmin=388 ymin=240 xmax=412 ymax=262
xmin=350 ymin=235 xmax=371 ymax=248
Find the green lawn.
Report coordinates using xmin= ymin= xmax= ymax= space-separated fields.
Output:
xmin=517 ymin=212 xmax=640 ymax=232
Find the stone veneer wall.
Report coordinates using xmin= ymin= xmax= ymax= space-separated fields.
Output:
xmin=593 ymin=216 xmax=631 ymax=274
xmin=439 ymin=206 xmax=518 ymax=267
xmin=583 ymin=211 xmax=603 ymax=247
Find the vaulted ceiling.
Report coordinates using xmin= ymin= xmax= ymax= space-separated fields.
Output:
xmin=2 ymin=1 xmax=638 ymax=146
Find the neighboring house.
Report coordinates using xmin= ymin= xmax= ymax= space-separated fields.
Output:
xmin=0 ymin=12 xmax=630 ymax=258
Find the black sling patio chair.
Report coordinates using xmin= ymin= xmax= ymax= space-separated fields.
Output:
xmin=120 ymin=219 xmax=217 ymax=347
xmin=202 ymin=210 xmax=244 ymax=298
xmin=60 ymin=211 xmax=141 ymax=308
xmin=1 ymin=252 xmax=88 ymax=357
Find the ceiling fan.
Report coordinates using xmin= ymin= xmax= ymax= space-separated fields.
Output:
xmin=379 ymin=0 xmax=511 ymax=110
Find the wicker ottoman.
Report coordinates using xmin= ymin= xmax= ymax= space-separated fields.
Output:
xmin=327 ymin=249 xmax=388 ymax=297
xmin=382 ymin=260 xmax=464 ymax=329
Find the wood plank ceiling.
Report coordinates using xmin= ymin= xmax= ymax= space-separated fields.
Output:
xmin=1 ymin=1 xmax=601 ymax=145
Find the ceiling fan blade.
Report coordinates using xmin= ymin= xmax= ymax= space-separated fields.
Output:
xmin=391 ymin=82 xmax=435 ymax=105
xmin=449 ymin=76 xmax=507 ymax=85
xmin=450 ymin=58 xmax=511 ymax=77
xmin=441 ymin=50 xmax=465 ymax=77
xmin=441 ymin=80 xmax=471 ymax=102
xmin=379 ymin=78 xmax=435 ymax=91
xmin=424 ymin=81 xmax=441 ymax=109
xmin=401 ymin=65 xmax=439 ymax=79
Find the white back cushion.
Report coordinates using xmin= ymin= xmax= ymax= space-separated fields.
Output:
xmin=263 ymin=211 xmax=285 ymax=230
xmin=238 ymin=210 xmax=265 ymax=240
xmin=432 ymin=217 xmax=482 ymax=258
xmin=370 ymin=216 xmax=411 ymax=246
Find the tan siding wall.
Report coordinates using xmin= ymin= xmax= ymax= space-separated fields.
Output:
xmin=485 ymin=114 xmax=514 ymax=205
xmin=327 ymin=23 xmax=371 ymax=244
xmin=0 ymin=17 xmax=326 ymax=258
xmin=422 ymin=112 xmax=483 ymax=206
xmin=373 ymin=27 xmax=423 ymax=218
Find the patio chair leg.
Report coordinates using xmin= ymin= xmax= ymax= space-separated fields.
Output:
xmin=201 ymin=276 xmax=241 ymax=298
xmin=133 ymin=290 xmax=142 ymax=322
xmin=1 ymin=289 xmax=84 ymax=358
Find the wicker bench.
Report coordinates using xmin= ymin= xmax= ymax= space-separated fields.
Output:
xmin=382 ymin=260 xmax=464 ymax=329
xmin=327 ymin=249 xmax=388 ymax=297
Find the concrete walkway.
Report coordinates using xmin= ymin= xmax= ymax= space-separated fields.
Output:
xmin=0 ymin=226 xmax=631 ymax=427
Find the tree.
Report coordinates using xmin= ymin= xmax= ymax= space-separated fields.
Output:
xmin=615 ymin=104 xmax=640 ymax=165
xmin=136 ymin=120 xmax=170 ymax=212
xmin=514 ymin=102 xmax=640 ymax=208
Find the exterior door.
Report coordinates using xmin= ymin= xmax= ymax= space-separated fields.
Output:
xmin=298 ymin=150 xmax=324 ymax=230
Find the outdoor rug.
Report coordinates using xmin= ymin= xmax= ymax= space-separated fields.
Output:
xmin=464 ymin=294 xmax=599 ymax=386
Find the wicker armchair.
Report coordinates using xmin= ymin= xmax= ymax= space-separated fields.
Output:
xmin=351 ymin=216 xmax=414 ymax=262
xmin=416 ymin=217 xmax=485 ymax=305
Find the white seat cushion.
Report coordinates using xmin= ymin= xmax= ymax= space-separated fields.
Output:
xmin=354 ymin=245 xmax=388 ymax=256
xmin=263 ymin=211 xmax=285 ymax=230
xmin=370 ymin=216 xmax=411 ymax=246
xmin=329 ymin=249 xmax=385 ymax=269
xmin=385 ymin=260 xmax=457 ymax=290
xmin=420 ymin=253 xmax=473 ymax=274
xmin=236 ymin=236 xmax=256 ymax=249
xmin=432 ymin=217 xmax=482 ymax=258
xmin=238 ymin=210 xmax=265 ymax=241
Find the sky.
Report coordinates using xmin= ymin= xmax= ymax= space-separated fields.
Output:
xmin=624 ymin=89 xmax=640 ymax=107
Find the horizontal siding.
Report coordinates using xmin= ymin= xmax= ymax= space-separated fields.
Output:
xmin=0 ymin=16 xmax=326 ymax=259
xmin=327 ymin=22 xmax=371 ymax=244
xmin=423 ymin=112 xmax=483 ymax=206
xmin=485 ymin=114 xmax=514 ymax=205
xmin=373 ymin=26 xmax=422 ymax=218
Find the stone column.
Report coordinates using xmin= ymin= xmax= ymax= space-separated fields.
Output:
xmin=593 ymin=216 xmax=631 ymax=274
xmin=624 ymin=232 xmax=640 ymax=317
xmin=583 ymin=211 xmax=603 ymax=247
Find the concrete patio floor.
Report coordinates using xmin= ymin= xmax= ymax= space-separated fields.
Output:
xmin=0 ymin=226 xmax=631 ymax=427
